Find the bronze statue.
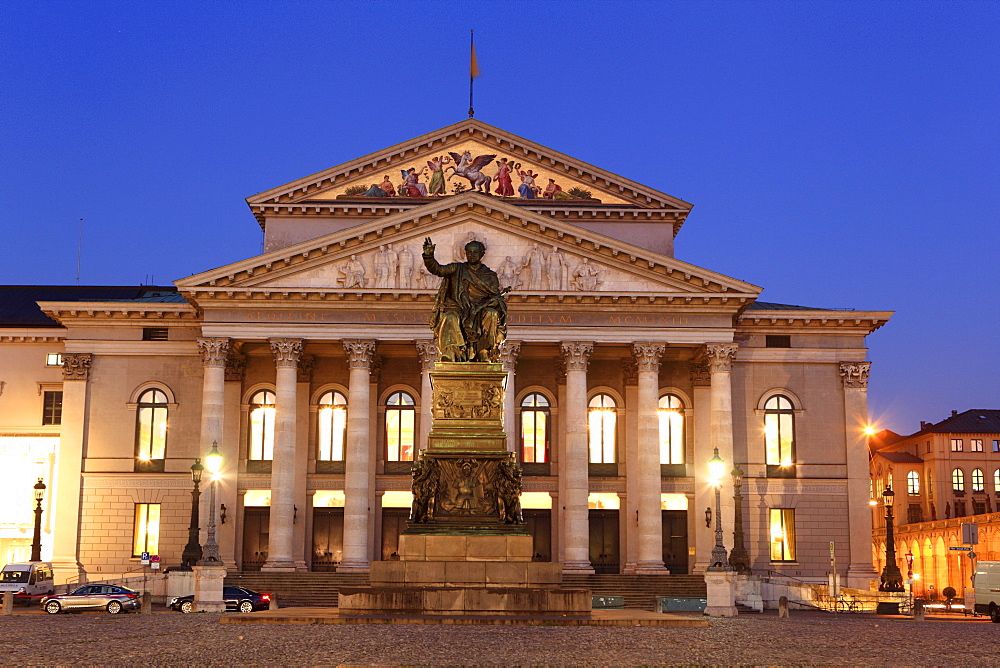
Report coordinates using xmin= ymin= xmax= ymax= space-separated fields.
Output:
xmin=496 ymin=458 xmax=524 ymax=524
xmin=422 ymin=237 xmax=508 ymax=362
xmin=409 ymin=458 xmax=438 ymax=523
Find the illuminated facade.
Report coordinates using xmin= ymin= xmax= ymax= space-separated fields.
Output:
xmin=0 ymin=120 xmax=890 ymax=586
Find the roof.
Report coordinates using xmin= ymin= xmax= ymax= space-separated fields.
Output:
xmin=875 ymin=451 xmax=924 ymax=464
xmin=746 ymin=301 xmax=838 ymax=311
xmin=0 ymin=286 xmax=181 ymax=327
xmin=916 ymin=409 xmax=1000 ymax=436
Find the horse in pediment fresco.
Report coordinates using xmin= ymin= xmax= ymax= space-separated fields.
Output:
xmin=447 ymin=150 xmax=495 ymax=194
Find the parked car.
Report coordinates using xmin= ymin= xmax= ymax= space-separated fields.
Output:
xmin=168 ymin=586 xmax=270 ymax=613
xmin=0 ymin=562 xmax=54 ymax=604
xmin=40 ymin=585 xmax=140 ymax=614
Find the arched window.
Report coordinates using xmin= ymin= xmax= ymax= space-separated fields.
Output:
xmin=136 ymin=389 xmax=168 ymax=462
xmin=764 ymin=395 xmax=795 ymax=468
xmin=972 ymin=468 xmax=985 ymax=493
xmin=907 ymin=471 xmax=920 ymax=495
xmin=249 ymin=390 xmax=276 ymax=461
xmin=995 ymin=469 xmax=1000 ymax=492
xmin=317 ymin=391 xmax=347 ymax=462
xmin=386 ymin=391 xmax=415 ymax=462
xmin=520 ymin=393 xmax=550 ymax=463
xmin=658 ymin=394 xmax=684 ymax=465
xmin=588 ymin=394 xmax=617 ymax=463
xmin=952 ymin=468 xmax=965 ymax=492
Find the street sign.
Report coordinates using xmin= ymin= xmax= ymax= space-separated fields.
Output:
xmin=949 ymin=546 xmax=972 ymax=551
xmin=962 ymin=523 xmax=979 ymax=545
xmin=140 ymin=552 xmax=150 ymax=565
xmin=150 ymin=555 xmax=160 ymax=570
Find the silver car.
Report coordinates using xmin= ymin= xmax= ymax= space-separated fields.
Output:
xmin=40 ymin=584 xmax=140 ymax=614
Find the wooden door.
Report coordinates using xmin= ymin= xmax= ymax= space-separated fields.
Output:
xmin=662 ymin=510 xmax=689 ymax=574
xmin=380 ymin=509 xmax=409 ymax=560
xmin=588 ymin=509 xmax=619 ymax=573
xmin=524 ymin=509 xmax=552 ymax=561
xmin=312 ymin=508 xmax=344 ymax=571
xmin=241 ymin=508 xmax=269 ymax=571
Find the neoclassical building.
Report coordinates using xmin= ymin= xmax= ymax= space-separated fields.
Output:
xmin=0 ymin=120 xmax=891 ymax=587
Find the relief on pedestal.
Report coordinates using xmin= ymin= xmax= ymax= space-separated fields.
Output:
xmin=839 ymin=361 xmax=871 ymax=389
xmin=408 ymin=453 xmax=524 ymax=525
xmin=434 ymin=380 xmax=503 ymax=421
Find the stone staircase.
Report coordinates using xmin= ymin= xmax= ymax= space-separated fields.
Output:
xmin=225 ymin=571 xmax=706 ymax=611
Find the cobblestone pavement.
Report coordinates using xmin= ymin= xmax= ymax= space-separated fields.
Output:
xmin=2 ymin=609 xmax=998 ymax=666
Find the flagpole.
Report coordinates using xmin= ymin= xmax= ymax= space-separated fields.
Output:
xmin=469 ymin=30 xmax=475 ymax=118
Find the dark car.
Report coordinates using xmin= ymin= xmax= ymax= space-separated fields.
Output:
xmin=40 ymin=584 xmax=140 ymax=614
xmin=168 ymin=586 xmax=270 ymax=613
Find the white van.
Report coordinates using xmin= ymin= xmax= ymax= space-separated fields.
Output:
xmin=0 ymin=563 xmax=55 ymax=603
xmin=972 ymin=560 xmax=1000 ymax=622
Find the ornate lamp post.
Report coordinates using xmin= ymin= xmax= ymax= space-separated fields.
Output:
xmin=707 ymin=448 xmax=731 ymax=571
xmin=200 ymin=442 xmax=223 ymax=564
xmin=30 ymin=479 xmax=46 ymax=562
xmin=879 ymin=486 xmax=905 ymax=592
xmin=179 ymin=459 xmax=204 ymax=569
xmin=728 ymin=463 xmax=750 ymax=573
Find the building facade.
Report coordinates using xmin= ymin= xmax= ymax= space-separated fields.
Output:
xmin=0 ymin=120 xmax=890 ymax=586
xmin=871 ymin=410 xmax=1000 ymax=598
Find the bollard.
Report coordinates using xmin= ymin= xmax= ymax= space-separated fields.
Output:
xmin=778 ymin=595 xmax=789 ymax=619
xmin=141 ymin=591 xmax=152 ymax=614
xmin=2 ymin=592 xmax=12 ymax=615
xmin=913 ymin=598 xmax=924 ymax=622
xmin=268 ymin=593 xmax=279 ymax=610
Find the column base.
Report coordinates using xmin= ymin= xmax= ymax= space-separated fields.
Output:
xmin=624 ymin=563 xmax=669 ymax=575
xmin=846 ymin=565 xmax=879 ymax=591
xmin=560 ymin=560 xmax=595 ymax=574
xmin=260 ymin=559 xmax=298 ymax=573
xmin=337 ymin=559 xmax=371 ymax=573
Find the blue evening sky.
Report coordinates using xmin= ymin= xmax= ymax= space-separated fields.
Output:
xmin=1 ymin=1 xmax=997 ymax=435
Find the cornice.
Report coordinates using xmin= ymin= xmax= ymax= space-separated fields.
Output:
xmin=738 ymin=309 xmax=892 ymax=335
xmin=36 ymin=301 xmax=199 ymax=326
xmin=0 ymin=329 xmax=64 ymax=343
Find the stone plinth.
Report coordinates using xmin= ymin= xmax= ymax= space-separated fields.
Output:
xmin=703 ymin=569 xmax=738 ymax=617
xmin=338 ymin=585 xmax=590 ymax=617
xmin=193 ymin=564 xmax=226 ymax=613
xmin=398 ymin=534 xmax=532 ymax=562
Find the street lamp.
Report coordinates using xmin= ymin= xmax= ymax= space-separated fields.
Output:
xmin=707 ymin=448 xmax=731 ymax=571
xmin=179 ymin=459 xmax=204 ymax=569
xmin=30 ymin=479 xmax=46 ymax=562
xmin=728 ymin=463 xmax=750 ymax=573
xmin=199 ymin=442 xmax=223 ymax=564
xmin=878 ymin=486 xmax=904 ymax=592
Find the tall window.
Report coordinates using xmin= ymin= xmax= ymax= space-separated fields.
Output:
xmin=249 ymin=390 xmax=276 ymax=460
xmin=136 ymin=389 xmax=168 ymax=461
xmin=764 ymin=395 xmax=795 ymax=467
xmin=520 ymin=393 xmax=550 ymax=463
xmin=386 ymin=391 xmax=415 ymax=462
xmin=317 ymin=391 xmax=347 ymax=462
xmin=42 ymin=390 xmax=63 ymax=425
xmin=972 ymin=468 xmax=985 ymax=493
xmin=132 ymin=503 xmax=160 ymax=557
xmin=993 ymin=440 xmax=1000 ymax=453
xmin=952 ymin=468 xmax=965 ymax=492
xmin=658 ymin=394 xmax=684 ymax=465
xmin=951 ymin=439 xmax=963 ymax=452
xmin=588 ymin=394 xmax=617 ymax=463
xmin=971 ymin=439 xmax=984 ymax=452
xmin=907 ymin=471 xmax=920 ymax=495
xmin=769 ymin=508 xmax=796 ymax=561
xmin=994 ymin=469 xmax=1000 ymax=492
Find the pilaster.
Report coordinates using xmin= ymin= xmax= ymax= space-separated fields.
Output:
xmin=499 ymin=340 xmax=521 ymax=454
xmin=840 ymin=361 xmax=879 ymax=589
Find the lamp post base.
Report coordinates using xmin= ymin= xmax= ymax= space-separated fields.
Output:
xmin=703 ymin=570 xmax=738 ymax=617
xmin=193 ymin=564 xmax=226 ymax=613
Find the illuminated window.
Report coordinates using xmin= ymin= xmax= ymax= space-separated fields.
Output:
xmin=520 ymin=393 xmax=550 ymax=463
xmin=249 ymin=390 xmax=276 ymax=461
xmin=658 ymin=394 xmax=684 ymax=465
xmin=132 ymin=503 xmax=160 ymax=557
xmin=994 ymin=469 xmax=1000 ymax=491
xmin=45 ymin=353 xmax=63 ymax=366
xmin=951 ymin=439 xmax=963 ymax=452
xmin=952 ymin=468 xmax=965 ymax=492
xmin=42 ymin=390 xmax=63 ymax=425
xmin=386 ymin=391 xmax=415 ymax=462
xmin=588 ymin=394 xmax=617 ymax=463
xmin=764 ymin=395 xmax=795 ymax=467
xmin=972 ymin=468 xmax=985 ymax=493
xmin=317 ymin=391 xmax=347 ymax=461
xmin=135 ymin=389 xmax=167 ymax=461
xmin=769 ymin=508 xmax=796 ymax=561
xmin=907 ymin=471 xmax=920 ymax=495
xmin=971 ymin=439 xmax=984 ymax=452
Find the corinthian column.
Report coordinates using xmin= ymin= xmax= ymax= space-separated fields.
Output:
xmin=703 ymin=343 xmax=737 ymax=568
xmin=51 ymin=353 xmax=91 ymax=584
xmin=632 ymin=342 xmax=667 ymax=572
xmin=197 ymin=338 xmax=230 ymax=458
xmin=415 ymin=340 xmax=438 ymax=452
xmin=262 ymin=338 xmax=302 ymax=571
xmin=840 ymin=361 xmax=879 ymax=589
xmin=340 ymin=340 xmax=377 ymax=571
xmin=561 ymin=342 xmax=594 ymax=572
xmin=499 ymin=340 xmax=522 ymax=454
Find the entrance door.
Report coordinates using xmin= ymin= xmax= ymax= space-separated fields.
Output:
xmin=588 ymin=509 xmax=619 ymax=573
xmin=241 ymin=508 xmax=269 ymax=571
xmin=312 ymin=508 xmax=344 ymax=571
xmin=662 ymin=510 xmax=689 ymax=574
xmin=524 ymin=509 xmax=551 ymax=561
xmin=380 ymin=509 xmax=409 ymax=560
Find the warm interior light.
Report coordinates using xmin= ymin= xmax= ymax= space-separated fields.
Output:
xmin=780 ymin=458 xmax=792 ymax=467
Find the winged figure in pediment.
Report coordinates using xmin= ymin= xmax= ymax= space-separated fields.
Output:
xmin=446 ymin=150 xmax=496 ymax=193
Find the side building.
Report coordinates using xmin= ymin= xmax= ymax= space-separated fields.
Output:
xmin=0 ymin=120 xmax=891 ymax=587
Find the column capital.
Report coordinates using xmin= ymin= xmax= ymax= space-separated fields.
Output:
xmin=499 ymin=340 xmax=522 ymax=372
xmin=839 ymin=361 xmax=871 ymax=389
xmin=269 ymin=338 xmax=303 ymax=368
xmin=224 ymin=350 xmax=246 ymax=382
xmin=553 ymin=357 xmax=566 ymax=385
xmin=197 ymin=338 xmax=231 ymax=368
xmin=62 ymin=353 xmax=92 ymax=380
xmin=631 ymin=342 xmax=665 ymax=374
xmin=297 ymin=353 xmax=315 ymax=383
xmin=343 ymin=340 xmax=377 ymax=370
xmin=621 ymin=358 xmax=638 ymax=386
xmin=415 ymin=340 xmax=439 ymax=371
xmin=702 ymin=343 xmax=738 ymax=373
xmin=689 ymin=360 xmax=711 ymax=387
xmin=560 ymin=342 xmax=593 ymax=372
xmin=370 ymin=355 xmax=383 ymax=384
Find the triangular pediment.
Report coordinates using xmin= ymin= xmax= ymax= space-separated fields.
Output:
xmin=246 ymin=119 xmax=692 ymax=212
xmin=180 ymin=194 xmax=758 ymax=311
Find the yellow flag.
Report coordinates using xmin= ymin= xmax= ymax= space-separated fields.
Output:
xmin=470 ymin=42 xmax=480 ymax=80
